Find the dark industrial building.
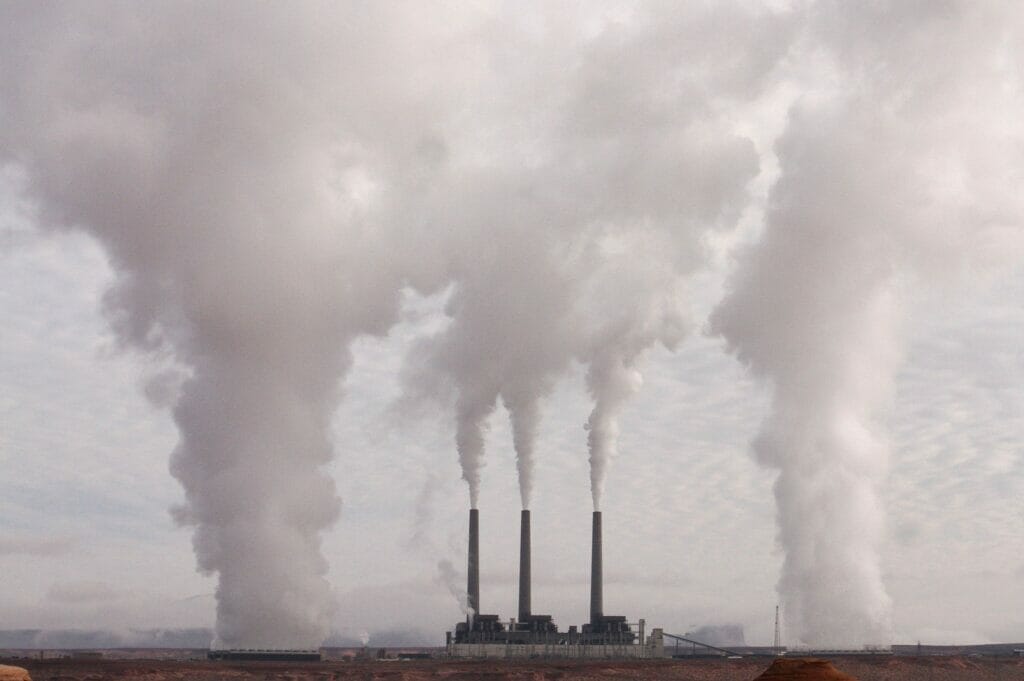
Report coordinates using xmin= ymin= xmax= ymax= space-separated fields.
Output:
xmin=447 ymin=508 xmax=655 ymax=658
xmin=579 ymin=511 xmax=636 ymax=645
xmin=207 ymin=649 xmax=323 ymax=662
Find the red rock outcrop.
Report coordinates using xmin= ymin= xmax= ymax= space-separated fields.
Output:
xmin=0 ymin=665 xmax=31 ymax=681
xmin=754 ymin=658 xmax=859 ymax=681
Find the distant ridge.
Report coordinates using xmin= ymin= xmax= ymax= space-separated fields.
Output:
xmin=0 ymin=629 xmax=212 ymax=649
xmin=0 ymin=627 xmax=439 ymax=650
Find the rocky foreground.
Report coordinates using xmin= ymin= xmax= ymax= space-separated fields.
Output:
xmin=11 ymin=656 xmax=1024 ymax=681
xmin=0 ymin=666 xmax=30 ymax=681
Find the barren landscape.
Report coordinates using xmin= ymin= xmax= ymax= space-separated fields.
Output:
xmin=6 ymin=656 xmax=1023 ymax=681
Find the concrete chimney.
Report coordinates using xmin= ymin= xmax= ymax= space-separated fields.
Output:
xmin=590 ymin=510 xmax=603 ymax=624
xmin=468 ymin=508 xmax=479 ymax=621
xmin=518 ymin=509 xmax=531 ymax=621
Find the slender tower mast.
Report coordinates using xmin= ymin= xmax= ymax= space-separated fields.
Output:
xmin=773 ymin=604 xmax=781 ymax=655
xmin=590 ymin=511 xmax=603 ymax=624
xmin=518 ymin=510 xmax=531 ymax=621
xmin=467 ymin=509 xmax=479 ymax=625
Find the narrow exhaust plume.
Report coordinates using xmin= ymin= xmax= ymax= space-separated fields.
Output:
xmin=518 ymin=509 xmax=531 ymax=621
xmin=467 ymin=508 xmax=479 ymax=621
xmin=590 ymin=511 xmax=602 ymax=624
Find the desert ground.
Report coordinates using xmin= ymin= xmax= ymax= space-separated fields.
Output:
xmin=5 ymin=655 xmax=1023 ymax=681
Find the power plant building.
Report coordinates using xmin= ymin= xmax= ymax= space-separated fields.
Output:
xmin=446 ymin=509 xmax=663 ymax=658
xmin=207 ymin=649 xmax=323 ymax=662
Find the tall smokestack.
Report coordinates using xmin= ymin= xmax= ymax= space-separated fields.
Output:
xmin=467 ymin=508 xmax=479 ymax=621
xmin=518 ymin=509 xmax=531 ymax=621
xmin=590 ymin=510 xmax=603 ymax=624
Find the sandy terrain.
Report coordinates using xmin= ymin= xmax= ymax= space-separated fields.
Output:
xmin=0 ymin=666 xmax=30 ymax=681
xmin=756 ymin=659 xmax=858 ymax=681
xmin=8 ymin=656 xmax=1024 ymax=681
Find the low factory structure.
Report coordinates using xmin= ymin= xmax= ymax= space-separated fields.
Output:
xmin=207 ymin=649 xmax=323 ymax=662
xmin=446 ymin=508 xmax=665 ymax=659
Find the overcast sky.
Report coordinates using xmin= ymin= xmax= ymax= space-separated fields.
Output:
xmin=1 ymin=1 xmax=1022 ymax=648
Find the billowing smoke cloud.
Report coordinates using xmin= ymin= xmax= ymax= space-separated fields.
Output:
xmin=0 ymin=3 xmax=474 ymax=647
xmin=405 ymin=197 xmax=581 ymax=511
xmin=13 ymin=0 xmax=1007 ymax=653
xmin=403 ymin=3 xmax=788 ymax=511
xmin=4 ymin=1 xmax=783 ymax=643
xmin=711 ymin=2 xmax=1024 ymax=648
xmin=578 ymin=234 xmax=691 ymax=511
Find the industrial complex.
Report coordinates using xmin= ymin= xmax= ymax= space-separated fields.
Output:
xmin=445 ymin=508 xmax=663 ymax=659
xmin=202 ymin=507 xmax=909 ymax=662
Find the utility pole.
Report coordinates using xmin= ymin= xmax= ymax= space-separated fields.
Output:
xmin=773 ymin=605 xmax=781 ymax=655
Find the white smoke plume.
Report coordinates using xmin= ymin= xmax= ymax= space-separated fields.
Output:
xmin=711 ymin=1 xmax=1024 ymax=648
xmin=578 ymin=233 xmax=692 ymax=511
xmin=402 ymin=3 xmax=787 ymax=512
xmin=436 ymin=559 xmax=473 ymax=618
xmin=0 ymin=3 xmax=473 ymax=647
xmin=405 ymin=205 xmax=581 ymax=511
xmin=405 ymin=470 xmax=473 ymax=621
xmin=11 ymin=0 xmax=1003 ymax=651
